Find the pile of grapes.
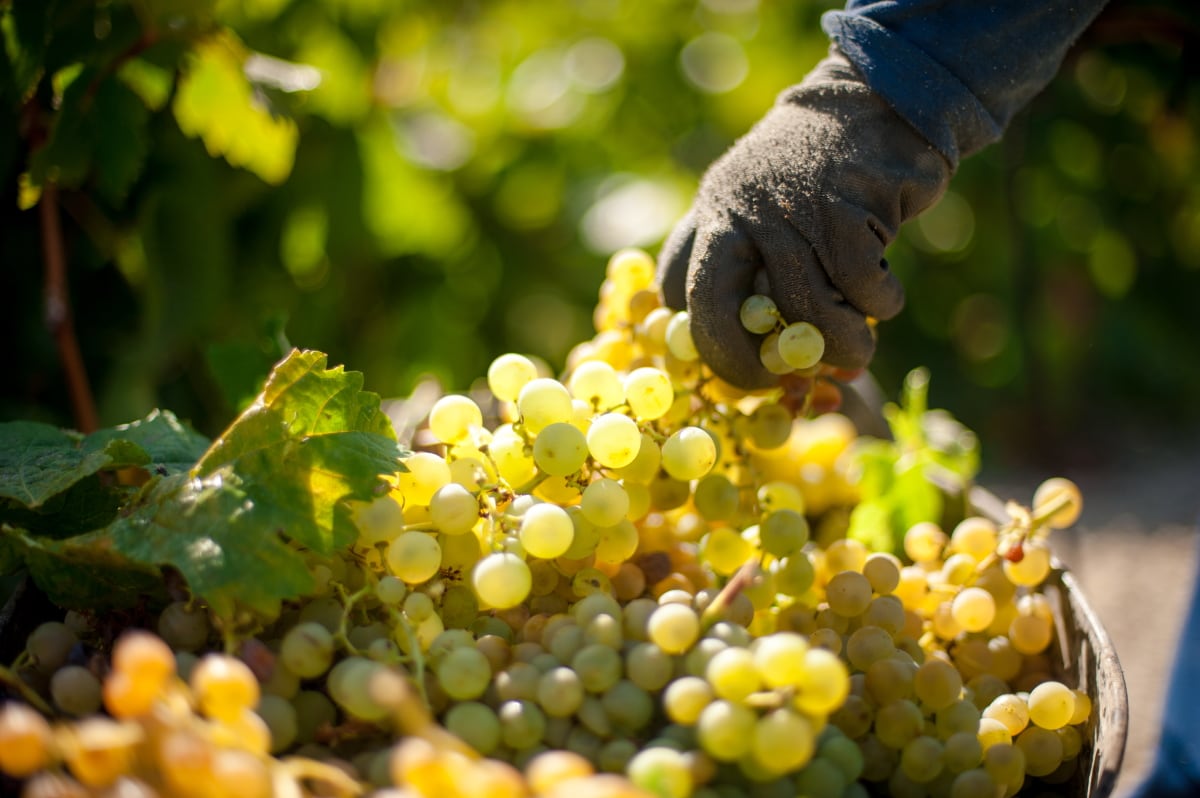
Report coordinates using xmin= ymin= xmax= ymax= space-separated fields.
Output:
xmin=0 ymin=250 xmax=1093 ymax=798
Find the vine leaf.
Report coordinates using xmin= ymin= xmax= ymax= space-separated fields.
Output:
xmin=173 ymin=33 xmax=299 ymax=185
xmin=0 ymin=350 xmax=405 ymax=622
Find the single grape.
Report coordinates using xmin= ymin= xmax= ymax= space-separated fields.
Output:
xmin=190 ymin=654 xmax=261 ymax=723
xmin=518 ymin=378 xmax=574 ymax=435
xmin=661 ymin=427 xmax=717 ymax=481
xmin=739 ymin=294 xmax=779 ymax=335
xmin=472 ymin=552 xmax=532 ymax=609
xmin=428 ymin=394 xmax=483 ymax=445
xmin=51 ymin=664 xmax=102 ymax=716
xmin=428 ymin=482 xmax=479 ymax=535
xmin=624 ymin=367 xmax=674 ymax=421
xmin=488 ymin=353 xmax=539 ymax=401
xmin=26 ymin=621 xmax=78 ymax=671
xmin=1032 ymin=477 xmax=1083 ymax=529
xmin=396 ymin=451 xmax=452 ymax=506
xmin=587 ymin=412 xmax=643 ymax=469
xmin=386 ymin=531 xmax=442 ymax=585
xmin=580 ymin=478 xmax=630 ymax=527
xmin=280 ymin=622 xmax=335 ymax=679
xmin=568 ymin=360 xmax=625 ymax=410
xmin=532 ymin=422 xmax=589 ymax=477
xmin=777 ymin=321 xmax=825 ymax=370
xmin=665 ymin=312 xmax=700 ymax=361
xmin=436 ymin=646 xmax=492 ymax=700
xmin=519 ymin=503 xmax=575 ymax=560
xmin=1027 ymin=681 xmax=1076 ymax=730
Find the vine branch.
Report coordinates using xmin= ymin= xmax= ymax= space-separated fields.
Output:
xmin=40 ymin=182 xmax=98 ymax=434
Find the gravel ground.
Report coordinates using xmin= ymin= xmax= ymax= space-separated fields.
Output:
xmin=985 ymin=431 xmax=1200 ymax=798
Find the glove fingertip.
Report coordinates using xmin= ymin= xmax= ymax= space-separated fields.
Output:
xmin=657 ymin=211 xmax=697 ymax=310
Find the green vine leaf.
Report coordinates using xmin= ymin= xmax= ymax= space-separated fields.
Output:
xmin=173 ymin=33 xmax=299 ymax=185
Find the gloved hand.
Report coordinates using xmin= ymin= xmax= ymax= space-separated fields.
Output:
xmin=658 ymin=47 xmax=953 ymax=390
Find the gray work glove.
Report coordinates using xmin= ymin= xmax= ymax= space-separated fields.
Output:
xmin=658 ymin=48 xmax=953 ymax=390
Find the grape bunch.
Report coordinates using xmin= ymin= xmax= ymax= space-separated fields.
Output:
xmin=0 ymin=249 xmax=1094 ymax=798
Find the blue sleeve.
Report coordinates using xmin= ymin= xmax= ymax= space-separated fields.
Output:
xmin=822 ymin=0 xmax=1110 ymax=165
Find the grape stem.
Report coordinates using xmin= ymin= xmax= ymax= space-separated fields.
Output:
xmin=700 ymin=561 xmax=758 ymax=630
xmin=0 ymin=663 xmax=54 ymax=716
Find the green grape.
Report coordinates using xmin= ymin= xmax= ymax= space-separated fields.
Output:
xmin=697 ymin=700 xmax=756 ymax=762
xmin=899 ymin=735 xmax=944 ymax=783
xmin=706 ymin=647 xmax=761 ymax=702
xmin=573 ymin=568 xmax=613 ymax=597
xmin=951 ymin=587 xmax=996 ymax=633
xmin=571 ymin=643 xmax=623 ymax=693
xmin=752 ymin=632 xmax=808 ymax=688
xmin=291 ymin=690 xmax=337 ymax=745
xmin=568 ymin=360 xmax=625 ymax=410
xmin=874 ymin=699 xmax=925 ymax=750
xmin=489 ymin=426 xmax=538 ymax=486
xmin=1069 ymin=690 xmax=1093 ymax=725
xmin=777 ymin=321 xmax=825 ymax=370
xmin=546 ymin=623 xmax=585 ymax=664
xmin=428 ymin=394 xmax=483 ymax=445
xmin=157 ymin=602 xmax=210 ymax=652
xmin=386 ymin=531 xmax=442 ymax=584
xmin=488 ymin=353 xmax=539 ymax=402
xmin=519 ymin=503 xmax=575 ymax=559
xmin=936 ymin=699 xmax=982 ymax=739
xmin=649 ymin=473 xmax=691 ymax=511
xmin=774 ymin=553 xmax=816 ymax=597
xmin=429 ymin=483 xmax=479 ymax=535
xmin=531 ymin=423 xmax=589 ymax=479
xmin=661 ymin=427 xmax=717 ymax=481
xmin=536 ymin=667 xmax=586 ymax=717
xmin=602 ymin=679 xmax=654 ymax=733
xmin=746 ymin=402 xmax=792 ymax=450
xmin=1015 ymin=726 xmax=1064 ymax=777
xmin=26 ymin=619 xmax=78 ymax=667
xmin=435 ymin=584 xmax=480 ymax=631
xmin=904 ymin=521 xmax=946 ymax=564
xmin=581 ymin=478 xmax=630 ymax=527
xmin=648 ymin=603 xmax=700 ymax=655
xmin=739 ymin=294 xmax=779 ymax=335
xmin=351 ymin=494 xmax=405 ymax=546
xmin=700 ymin=527 xmax=754 ymax=576
xmin=375 ymin=575 xmax=408 ymax=605
xmin=693 ymin=473 xmax=739 ymax=522
xmin=863 ymin=552 xmax=902 ymax=594
xmin=662 ymin=676 xmax=714 ymax=725
xmin=190 ymin=654 xmax=261 ymax=724
xmin=845 ymin=626 xmax=895 ymax=672
xmin=517 ymin=378 xmax=574 ymax=434
xmin=1032 ymin=477 xmax=1083 ymax=529
xmin=865 ymin=657 xmax=916 ymax=705
xmin=397 ymin=451 xmax=452 ymax=506
xmin=403 ymin=591 xmax=435 ymax=622
xmin=279 ymin=624 xmax=336 ymax=676
xmin=594 ymin=519 xmax=639 ymax=564
xmin=49 ymin=665 xmax=102 ymax=717
xmin=977 ymin=718 xmax=1013 ymax=751
xmin=759 ymin=332 xmax=793 ymax=375
xmin=625 ymin=643 xmax=673 ymax=691
xmin=0 ymin=703 xmax=53 ymax=777
xmin=624 ymin=367 xmax=675 ymax=421
xmin=584 ymin=613 xmax=623 ymax=649
xmin=444 ymin=701 xmax=501 ymax=755
xmin=826 ymin=571 xmax=872 ymax=617
xmin=752 ymin=708 xmax=815 ymax=774
xmin=760 ymin=509 xmax=809 ymax=557
xmin=949 ymin=768 xmax=999 ymax=798
xmin=1028 ymin=681 xmax=1076 ymax=730
xmin=949 ymin=517 xmax=998 ymax=562
xmin=626 ymin=746 xmax=693 ymax=798
xmin=501 ymin=703 xmax=552 ymax=755
xmin=256 ymin=694 xmax=298 ymax=753
xmin=598 ymin=737 xmax=639 ymax=773
xmin=862 ymin=595 xmax=906 ymax=637
xmin=1003 ymin=540 xmax=1052 ymax=587
xmin=913 ymin=657 xmax=963 ymax=712
xmin=472 ymin=552 xmax=532 ymax=609
xmin=943 ymin=730 xmax=984 ymax=773
xmin=794 ymin=757 xmax=846 ymax=798
xmin=983 ymin=693 xmax=1030 ymax=736
xmin=607 ymin=248 xmax=656 ymax=291
xmin=587 ymin=412 xmax=643 ymax=469
xmin=434 ymin=646 xmax=491 ymax=700
xmin=665 ymin=311 xmax=700 ymax=361
xmin=614 ymin=433 xmax=662 ymax=484
xmin=793 ymin=648 xmax=850 ymax=716
xmin=819 ymin=732 xmax=865 ymax=783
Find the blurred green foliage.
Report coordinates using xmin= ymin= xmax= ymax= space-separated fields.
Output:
xmin=2 ymin=0 xmax=1198 ymax=470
